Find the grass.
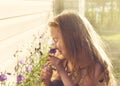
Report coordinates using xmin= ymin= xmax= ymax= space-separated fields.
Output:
xmin=102 ymin=34 xmax=120 ymax=41
xmin=101 ymin=34 xmax=120 ymax=78
xmin=100 ymin=31 xmax=120 ymax=85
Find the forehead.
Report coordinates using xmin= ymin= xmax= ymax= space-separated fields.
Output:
xmin=50 ymin=26 xmax=61 ymax=37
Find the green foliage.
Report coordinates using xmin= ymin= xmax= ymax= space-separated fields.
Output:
xmin=14 ymin=32 xmax=51 ymax=86
xmin=85 ymin=0 xmax=120 ymax=30
xmin=0 ymin=30 xmax=52 ymax=86
xmin=102 ymin=34 xmax=120 ymax=41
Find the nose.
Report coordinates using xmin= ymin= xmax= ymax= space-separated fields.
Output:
xmin=54 ymin=43 xmax=57 ymax=48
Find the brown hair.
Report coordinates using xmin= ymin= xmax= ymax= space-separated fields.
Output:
xmin=48 ymin=11 xmax=115 ymax=86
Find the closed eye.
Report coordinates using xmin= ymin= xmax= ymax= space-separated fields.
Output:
xmin=53 ymin=38 xmax=58 ymax=43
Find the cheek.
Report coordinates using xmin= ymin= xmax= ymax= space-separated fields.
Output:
xmin=59 ymin=41 xmax=66 ymax=54
xmin=58 ymin=40 xmax=63 ymax=49
xmin=60 ymin=43 xmax=65 ymax=51
xmin=56 ymin=42 xmax=61 ymax=50
xmin=55 ymin=41 xmax=63 ymax=51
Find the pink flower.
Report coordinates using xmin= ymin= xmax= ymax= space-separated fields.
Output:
xmin=17 ymin=75 xmax=25 ymax=84
xmin=26 ymin=65 xmax=32 ymax=72
xmin=20 ymin=59 xmax=25 ymax=65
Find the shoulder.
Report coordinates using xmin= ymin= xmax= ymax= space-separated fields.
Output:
xmin=77 ymin=62 xmax=106 ymax=86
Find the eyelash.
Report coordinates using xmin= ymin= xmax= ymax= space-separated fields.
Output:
xmin=54 ymin=38 xmax=58 ymax=43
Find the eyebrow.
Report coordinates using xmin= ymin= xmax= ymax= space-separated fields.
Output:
xmin=53 ymin=37 xmax=58 ymax=41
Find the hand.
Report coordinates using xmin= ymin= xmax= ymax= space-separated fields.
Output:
xmin=40 ymin=65 xmax=53 ymax=85
xmin=47 ymin=55 xmax=65 ymax=71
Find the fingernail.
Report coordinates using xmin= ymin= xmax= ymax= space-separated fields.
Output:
xmin=42 ymin=64 xmax=48 ymax=69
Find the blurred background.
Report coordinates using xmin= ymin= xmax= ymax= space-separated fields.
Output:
xmin=0 ymin=0 xmax=120 ymax=85
xmin=85 ymin=0 xmax=120 ymax=85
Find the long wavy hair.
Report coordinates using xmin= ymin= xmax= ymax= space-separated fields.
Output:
xmin=48 ymin=11 xmax=115 ymax=86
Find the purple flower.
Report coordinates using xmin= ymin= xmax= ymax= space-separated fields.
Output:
xmin=26 ymin=65 xmax=32 ymax=72
xmin=0 ymin=74 xmax=7 ymax=81
xmin=19 ymin=59 xmax=25 ymax=65
xmin=49 ymin=48 xmax=56 ymax=54
xmin=17 ymin=75 xmax=25 ymax=84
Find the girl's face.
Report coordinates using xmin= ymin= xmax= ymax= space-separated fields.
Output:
xmin=50 ymin=27 xmax=66 ymax=57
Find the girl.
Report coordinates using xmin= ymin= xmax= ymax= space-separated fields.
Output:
xmin=41 ymin=11 xmax=115 ymax=86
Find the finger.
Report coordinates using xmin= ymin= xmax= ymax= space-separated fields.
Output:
xmin=42 ymin=68 xmax=47 ymax=73
xmin=42 ymin=64 xmax=48 ymax=69
xmin=46 ymin=56 xmax=53 ymax=61
xmin=41 ymin=71 xmax=52 ymax=79
xmin=41 ymin=75 xmax=47 ymax=81
xmin=48 ymin=56 xmax=57 ymax=62
xmin=47 ymin=64 xmax=56 ymax=70
xmin=40 ymin=74 xmax=46 ymax=81
xmin=47 ymin=57 xmax=56 ymax=65
xmin=46 ymin=67 xmax=53 ymax=73
xmin=42 ymin=65 xmax=52 ymax=73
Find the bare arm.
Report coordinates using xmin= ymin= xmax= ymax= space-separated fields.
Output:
xmin=48 ymin=56 xmax=76 ymax=86
xmin=57 ymin=66 xmax=76 ymax=86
